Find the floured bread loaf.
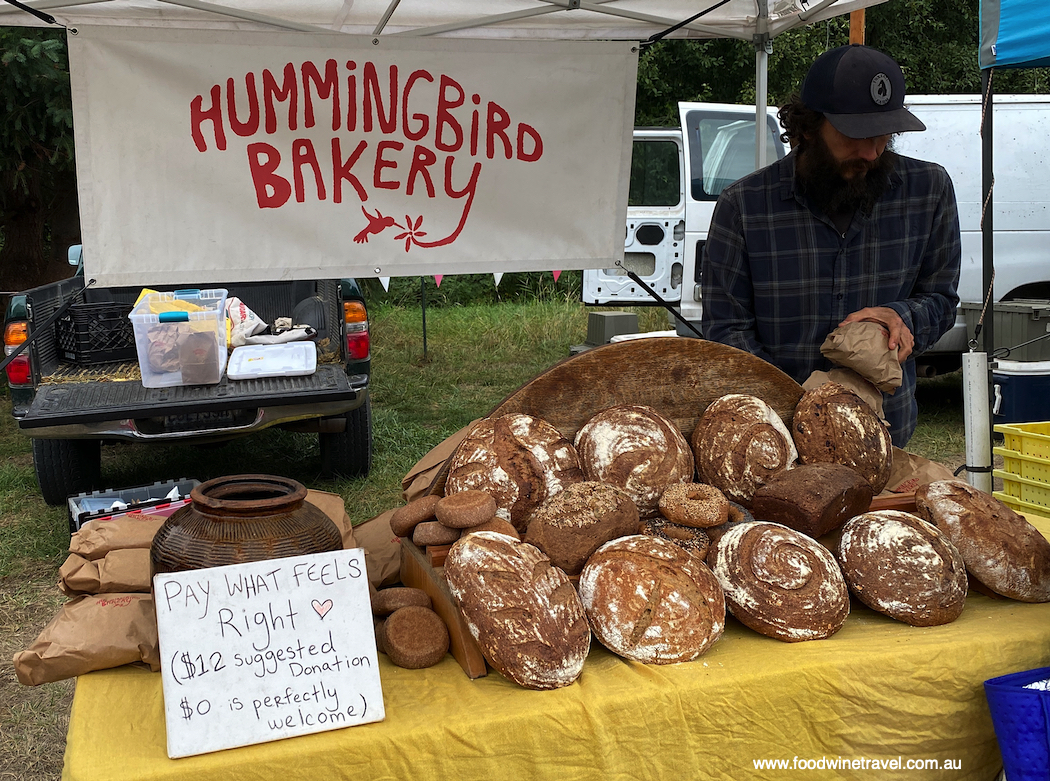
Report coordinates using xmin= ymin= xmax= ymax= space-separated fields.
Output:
xmin=915 ymin=479 xmax=1050 ymax=602
xmin=524 ymin=482 xmax=640 ymax=576
xmin=691 ymin=394 xmax=797 ymax=507
xmin=707 ymin=521 xmax=849 ymax=642
xmin=579 ymin=535 xmax=724 ymax=664
xmin=751 ymin=463 xmax=873 ymax=538
xmin=445 ymin=414 xmax=584 ymax=533
xmin=574 ymin=404 xmax=694 ymax=518
xmin=444 ymin=531 xmax=590 ymax=689
xmin=791 ymin=382 xmax=892 ymax=493
xmin=838 ymin=510 xmax=967 ymax=626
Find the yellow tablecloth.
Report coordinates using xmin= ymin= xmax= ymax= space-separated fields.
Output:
xmin=63 ymin=518 xmax=1050 ymax=781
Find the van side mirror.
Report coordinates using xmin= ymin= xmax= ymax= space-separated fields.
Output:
xmin=67 ymin=245 xmax=83 ymax=266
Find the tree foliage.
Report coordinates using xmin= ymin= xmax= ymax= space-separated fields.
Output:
xmin=0 ymin=27 xmax=78 ymax=293
xmin=634 ymin=0 xmax=1050 ymax=126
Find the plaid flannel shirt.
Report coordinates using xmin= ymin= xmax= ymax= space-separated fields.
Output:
xmin=700 ymin=150 xmax=961 ymax=447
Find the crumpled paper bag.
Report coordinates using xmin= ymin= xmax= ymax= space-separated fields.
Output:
xmin=68 ymin=517 xmax=165 ymax=561
xmin=820 ymin=321 xmax=903 ymax=393
xmin=13 ymin=594 xmax=160 ymax=685
xmin=58 ymin=549 xmax=152 ymax=596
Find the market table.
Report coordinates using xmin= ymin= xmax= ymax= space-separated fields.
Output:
xmin=62 ymin=517 xmax=1050 ymax=781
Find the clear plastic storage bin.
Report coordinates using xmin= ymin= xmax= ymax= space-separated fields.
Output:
xmin=128 ymin=289 xmax=228 ymax=388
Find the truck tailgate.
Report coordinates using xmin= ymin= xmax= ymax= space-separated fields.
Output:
xmin=20 ymin=365 xmax=356 ymax=429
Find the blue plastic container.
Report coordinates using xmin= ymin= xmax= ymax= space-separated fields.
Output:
xmin=984 ymin=666 xmax=1050 ymax=781
xmin=993 ymin=360 xmax=1050 ymax=425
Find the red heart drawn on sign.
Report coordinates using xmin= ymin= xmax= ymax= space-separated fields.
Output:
xmin=311 ymin=599 xmax=333 ymax=619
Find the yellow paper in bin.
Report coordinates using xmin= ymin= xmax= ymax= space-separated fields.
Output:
xmin=133 ymin=288 xmax=205 ymax=315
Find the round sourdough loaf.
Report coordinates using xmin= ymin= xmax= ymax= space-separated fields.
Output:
xmin=914 ymin=479 xmax=1050 ymax=602
xmin=574 ymin=404 xmax=694 ymax=518
xmin=445 ymin=414 xmax=584 ymax=533
xmin=707 ymin=521 xmax=849 ymax=642
xmin=837 ymin=510 xmax=967 ymax=626
xmin=791 ymin=382 xmax=892 ymax=493
xmin=444 ymin=531 xmax=590 ymax=689
xmin=750 ymin=462 xmax=874 ymax=538
xmin=691 ymin=394 xmax=797 ymax=507
xmin=524 ymin=481 xmax=640 ymax=576
xmin=579 ymin=535 xmax=724 ymax=664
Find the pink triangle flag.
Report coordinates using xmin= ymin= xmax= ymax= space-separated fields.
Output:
xmin=552 ymin=270 xmax=562 ymax=282
xmin=434 ymin=274 xmax=443 ymax=287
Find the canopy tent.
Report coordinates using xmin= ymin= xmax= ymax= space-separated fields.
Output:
xmin=1 ymin=0 xmax=889 ymax=286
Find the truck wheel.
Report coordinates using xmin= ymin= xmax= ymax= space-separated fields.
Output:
xmin=319 ymin=398 xmax=373 ymax=479
xmin=32 ymin=438 xmax=102 ymax=506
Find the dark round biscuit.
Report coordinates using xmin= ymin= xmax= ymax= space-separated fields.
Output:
xmin=412 ymin=521 xmax=461 ymax=547
xmin=371 ymin=586 xmax=433 ymax=617
xmin=435 ymin=490 xmax=498 ymax=529
xmin=390 ymin=495 xmax=441 ymax=538
xmin=374 ymin=617 xmax=388 ymax=655
xmin=383 ymin=606 xmax=450 ymax=669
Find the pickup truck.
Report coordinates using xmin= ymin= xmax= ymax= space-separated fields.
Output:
xmin=3 ymin=251 xmax=371 ymax=505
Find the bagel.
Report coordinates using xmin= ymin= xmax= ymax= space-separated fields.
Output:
xmin=659 ymin=483 xmax=729 ymax=528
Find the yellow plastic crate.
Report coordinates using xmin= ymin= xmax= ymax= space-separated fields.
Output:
xmin=993 ymin=446 xmax=1050 ymax=485
xmin=994 ymin=491 xmax=1050 ymax=518
xmin=994 ymin=469 xmax=1050 ymax=511
xmin=995 ymin=421 xmax=1050 ymax=459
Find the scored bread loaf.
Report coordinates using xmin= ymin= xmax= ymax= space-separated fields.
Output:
xmin=751 ymin=463 xmax=873 ymax=538
xmin=691 ymin=394 xmax=797 ymax=507
xmin=574 ymin=404 xmax=694 ymax=518
xmin=445 ymin=414 xmax=584 ymax=533
xmin=791 ymin=382 xmax=893 ymax=493
xmin=837 ymin=510 xmax=967 ymax=626
xmin=524 ymin=481 xmax=640 ymax=576
xmin=914 ymin=479 xmax=1050 ymax=602
xmin=707 ymin=521 xmax=849 ymax=642
xmin=579 ymin=535 xmax=725 ymax=664
xmin=444 ymin=531 xmax=590 ymax=689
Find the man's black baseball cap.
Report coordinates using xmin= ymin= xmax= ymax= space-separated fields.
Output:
xmin=801 ymin=44 xmax=926 ymax=138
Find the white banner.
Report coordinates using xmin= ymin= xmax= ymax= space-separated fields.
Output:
xmin=68 ymin=26 xmax=637 ymax=287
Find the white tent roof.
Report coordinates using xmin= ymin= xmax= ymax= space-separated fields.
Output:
xmin=1 ymin=0 xmax=887 ymax=41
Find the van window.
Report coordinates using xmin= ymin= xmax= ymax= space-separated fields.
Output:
xmin=629 ymin=139 xmax=681 ymax=207
xmin=685 ymin=111 xmax=783 ymax=201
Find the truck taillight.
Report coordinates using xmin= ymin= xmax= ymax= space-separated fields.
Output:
xmin=343 ymin=301 xmax=369 ymax=360
xmin=4 ymin=321 xmax=32 ymax=385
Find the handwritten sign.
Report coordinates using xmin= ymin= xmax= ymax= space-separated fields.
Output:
xmin=153 ymin=549 xmax=383 ymax=758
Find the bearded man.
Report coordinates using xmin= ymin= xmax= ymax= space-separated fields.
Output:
xmin=700 ymin=44 xmax=961 ymax=447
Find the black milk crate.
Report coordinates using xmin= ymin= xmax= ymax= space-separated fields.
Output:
xmin=55 ymin=301 xmax=137 ymax=365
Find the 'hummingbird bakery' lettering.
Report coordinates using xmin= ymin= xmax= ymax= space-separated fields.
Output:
xmin=189 ymin=59 xmax=544 ymax=250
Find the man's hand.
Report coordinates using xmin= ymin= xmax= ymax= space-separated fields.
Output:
xmin=839 ymin=307 xmax=914 ymax=363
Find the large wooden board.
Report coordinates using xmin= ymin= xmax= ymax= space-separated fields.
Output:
xmin=488 ymin=337 xmax=804 ymax=443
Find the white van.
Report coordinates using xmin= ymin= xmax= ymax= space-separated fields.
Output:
xmin=583 ymin=96 xmax=1050 ymax=374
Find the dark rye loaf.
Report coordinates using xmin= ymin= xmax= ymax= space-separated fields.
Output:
xmin=444 ymin=531 xmax=590 ymax=690
xmin=915 ymin=479 xmax=1050 ymax=602
xmin=751 ymin=462 xmax=873 ymax=538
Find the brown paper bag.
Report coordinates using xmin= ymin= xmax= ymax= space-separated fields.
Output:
xmin=13 ymin=594 xmax=160 ymax=685
xmin=820 ymin=321 xmax=903 ymax=393
xmin=883 ymin=447 xmax=956 ymax=494
xmin=68 ymin=517 xmax=165 ymax=561
xmin=305 ymin=489 xmax=400 ymax=589
xmin=58 ymin=549 xmax=152 ymax=596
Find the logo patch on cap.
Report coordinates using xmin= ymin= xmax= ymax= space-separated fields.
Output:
xmin=870 ymin=73 xmax=891 ymax=106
